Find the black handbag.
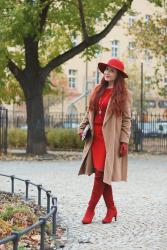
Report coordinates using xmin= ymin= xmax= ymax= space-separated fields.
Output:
xmin=81 ymin=124 xmax=92 ymax=141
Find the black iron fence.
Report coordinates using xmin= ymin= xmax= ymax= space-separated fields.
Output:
xmin=45 ymin=113 xmax=85 ymax=128
xmin=7 ymin=111 xmax=167 ymax=153
xmin=46 ymin=113 xmax=167 ymax=153
xmin=0 ymin=106 xmax=8 ymax=154
xmin=0 ymin=174 xmax=57 ymax=250
xmin=130 ymin=113 xmax=167 ymax=153
xmin=8 ymin=110 xmax=26 ymax=129
xmin=7 ymin=112 xmax=85 ymax=129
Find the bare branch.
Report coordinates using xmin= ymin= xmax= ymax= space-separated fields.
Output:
xmin=42 ymin=0 xmax=133 ymax=77
xmin=77 ymin=0 xmax=88 ymax=41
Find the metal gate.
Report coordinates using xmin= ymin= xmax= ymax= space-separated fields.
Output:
xmin=0 ymin=106 xmax=8 ymax=154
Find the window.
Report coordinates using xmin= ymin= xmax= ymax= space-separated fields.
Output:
xmin=128 ymin=15 xmax=136 ymax=26
xmin=165 ymin=54 xmax=167 ymax=63
xmin=164 ymin=78 xmax=167 ymax=90
xmin=144 ymin=49 xmax=152 ymax=61
xmin=71 ymin=35 xmax=77 ymax=47
xmin=68 ymin=69 xmax=77 ymax=88
xmin=128 ymin=42 xmax=136 ymax=59
xmin=162 ymin=25 xmax=167 ymax=35
xmin=95 ymin=50 xmax=100 ymax=58
xmin=163 ymin=0 xmax=167 ymax=9
xmin=145 ymin=100 xmax=156 ymax=108
xmin=145 ymin=15 xmax=150 ymax=26
xmin=164 ymin=77 xmax=167 ymax=84
xmin=145 ymin=76 xmax=152 ymax=84
xmin=111 ymin=40 xmax=119 ymax=58
xmin=158 ymin=101 xmax=167 ymax=108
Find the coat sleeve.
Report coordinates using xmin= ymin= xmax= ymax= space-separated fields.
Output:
xmin=77 ymin=84 xmax=98 ymax=135
xmin=120 ymin=90 xmax=133 ymax=144
xmin=78 ymin=84 xmax=100 ymax=134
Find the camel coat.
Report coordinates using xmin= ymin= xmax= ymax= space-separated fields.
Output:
xmin=78 ymin=87 xmax=133 ymax=185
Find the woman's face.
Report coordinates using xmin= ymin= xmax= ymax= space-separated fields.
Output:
xmin=104 ymin=66 xmax=118 ymax=82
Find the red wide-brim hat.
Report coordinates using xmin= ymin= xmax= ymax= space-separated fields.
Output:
xmin=98 ymin=58 xmax=128 ymax=78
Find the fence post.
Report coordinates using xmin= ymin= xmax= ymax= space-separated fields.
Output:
xmin=39 ymin=217 xmax=46 ymax=250
xmin=140 ymin=112 xmax=144 ymax=152
xmin=11 ymin=232 xmax=19 ymax=250
xmin=46 ymin=190 xmax=51 ymax=213
xmin=25 ymin=180 xmax=30 ymax=201
xmin=4 ymin=108 xmax=8 ymax=154
xmin=51 ymin=205 xmax=57 ymax=236
xmin=0 ymin=106 xmax=8 ymax=154
xmin=0 ymin=107 xmax=2 ymax=155
xmin=11 ymin=175 xmax=15 ymax=195
xmin=37 ymin=184 xmax=42 ymax=206
xmin=52 ymin=197 xmax=57 ymax=236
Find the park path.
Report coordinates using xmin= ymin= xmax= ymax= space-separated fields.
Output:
xmin=0 ymin=154 xmax=167 ymax=250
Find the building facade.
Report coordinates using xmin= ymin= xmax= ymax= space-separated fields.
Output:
xmin=49 ymin=0 xmax=167 ymax=117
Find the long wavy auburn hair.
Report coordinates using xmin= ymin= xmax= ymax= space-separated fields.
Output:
xmin=89 ymin=71 xmax=128 ymax=116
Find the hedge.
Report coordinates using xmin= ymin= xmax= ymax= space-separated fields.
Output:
xmin=8 ymin=128 xmax=84 ymax=150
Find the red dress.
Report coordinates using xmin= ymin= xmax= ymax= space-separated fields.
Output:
xmin=91 ymin=88 xmax=113 ymax=171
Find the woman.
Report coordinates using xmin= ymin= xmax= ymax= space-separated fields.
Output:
xmin=78 ymin=58 xmax=132 ymax=224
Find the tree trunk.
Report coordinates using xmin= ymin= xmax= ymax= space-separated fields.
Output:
xmin=24 ymin=78 xmax=46 ymax=155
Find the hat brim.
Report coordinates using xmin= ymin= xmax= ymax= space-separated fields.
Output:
xmin=98 ymin=62 xmax=128 ymax=78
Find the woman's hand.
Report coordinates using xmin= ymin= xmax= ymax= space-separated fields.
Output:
xmin=119 ymin=142 xmax=128 ymax=157
xmin=79 ymin=131 xmax=83 ymax=140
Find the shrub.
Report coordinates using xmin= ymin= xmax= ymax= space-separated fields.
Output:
xmin=46 ymin=128 xmax=84 ymax=150
xmin=7 ymin=128 xmax=84 ymax=150
xmin=8 ymin=129 xmax=27 ymax=148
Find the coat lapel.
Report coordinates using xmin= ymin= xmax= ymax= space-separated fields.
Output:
xmin=103 ymin=98 xmax=113 ymax=126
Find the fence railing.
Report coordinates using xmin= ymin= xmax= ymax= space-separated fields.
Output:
xmin=8 ymin=112 xmax=85 ymax=129
xmin=6 ymin=111 xmax=167 ymax=153
xmin=130 ymin=113 xmax=167 ymax=153
xmin=45 ymin=113 xmax=85 ymax=128
xmin=0 ymin=174 xmax=57 ymax=250
xmin=0 ymin=106 xmax=8 ymax=154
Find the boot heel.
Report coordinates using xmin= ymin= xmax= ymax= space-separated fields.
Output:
xmin=102 ymin=208 xmax=117 ymax=224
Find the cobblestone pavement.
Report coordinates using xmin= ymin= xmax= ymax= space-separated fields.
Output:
xmin=0 ymin=154 xmax=167 ymax=250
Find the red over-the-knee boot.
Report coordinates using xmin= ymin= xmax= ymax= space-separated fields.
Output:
xmin=102 ymin=184 xmax=117 ymax=223
xmin=82 ymin=170 xmax=104 ymax=224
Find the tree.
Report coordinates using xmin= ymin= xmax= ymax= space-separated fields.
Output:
xmin=0 ymin=0 xmax=160 ymax=154
xmin=127 ymin=2 xmax=167 ymax=96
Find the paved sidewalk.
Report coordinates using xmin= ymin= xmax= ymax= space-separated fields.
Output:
xmin=0 ymin=154 xmax=167 ymax=250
